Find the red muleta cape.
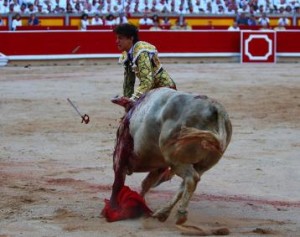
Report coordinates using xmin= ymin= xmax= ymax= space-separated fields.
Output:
xmin=101 ymin=186 xmax=152 ymax=222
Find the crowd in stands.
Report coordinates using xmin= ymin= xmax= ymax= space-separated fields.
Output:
xmin=0 ymin=0 xmax=300 ymax=16
xmin=1 ymin=0 xmax=299 ymax=31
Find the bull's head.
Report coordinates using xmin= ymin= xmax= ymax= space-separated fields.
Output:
xmin=111 ymin=96 xmax=134 ymax=112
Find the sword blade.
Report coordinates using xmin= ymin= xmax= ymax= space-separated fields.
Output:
xmin=67 ymin=98 xmax=83 ymax=118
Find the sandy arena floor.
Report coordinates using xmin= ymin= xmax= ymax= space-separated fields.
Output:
xmin=0 ymin=63 xmax=299 ymax=237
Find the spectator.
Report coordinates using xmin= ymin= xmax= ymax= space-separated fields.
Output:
xmin=53 ymin=4 xmax=65 ymax=14
xmin=84 ymin=2 xmax=96 ymax=15
xmin=278 ymin=15 xmax=290 ymax=26
xmin=160 ymin=15 xmax=170 ymax=24
xmin=156 ymin=0 xmax=170 ymax=12
xmin=160 ymin=15 xmax=171 ymax=28
xmin=274 ymin=21 xmax=286 ymax=30
xmin=227 ymin=1 xmax=238 ymax=14
xmin=149 ymin=21 xmax=162 ymax=30
xmin=104 ymin=13 xmax=116 ymax=26
xmin=114 ymin=0 xmax=124 ymax=13
xmin=289 ymin=0 xmax=300 ymax=12
xmin=277 ymin=5 xmax=286 ymax=13
xmin=171 ymin=17 xmax=192 ymax=30
xmin=274 ymin=0 xmax=286 ymax=12
xmin=228 ymin=20 xmax=240 ymax=30
xmin=186 ymin=2 xmax=198 ymax=14
xmin=37 ymin=4 xmax=49 ymax=14
xmin=102 ymin=0 xmax=113 ymax=14
xmin=169 ymin=0 xmax=177 ymax=14
xmin=247 ymin=14 xmax=257 ymax=26
xmin=91 ymin=13 xmax=103 ymax=25
xmin=115 ymin=12 xmax=128 ymax=25
xmin=150 ymin=0 xmax=160 ymax=13
xmin=0 ymin=14 xmax=4 ymax=26
xmin=45 ymin=3 xmax=53 ymax=13
xmin=139 ymin=12 xmax=153 ymax=25
xmin=91 ymin=0 xmax=100 ymax=13
xmin=18 ymin=3 xmax=27 ymax=14
xmin=65 ymin=3 xmax=74 ymax=13
xmin=176 ymin=3 xmax=187 ymax=14
xmin=10 ymin=0 xmax=21 ymax=13
xmin=26 ymin=3 xmax=37 ymax=14
xmin=237 ymin=12 xmax=248 ymax=25
xmin=80 ymin=13 xmax=90 ymax=30
xmin=133 ymin=3 xmax=141 ymax=14
xmin=256 ymin=4 xmax=267 ymax=13
xmin=0 ymin=0 xmax=9 ymax=14
xmin=11 ymin=13 xmax=22 ymax=30
xmin=285 ymin=5 xmax=293 ymax=13
xmin=216 ymin=5 xmax=226 ymax=14
xmin=151 ymin=14 xmax=160 ymax=25
xmin=249 ymin=0 xmax=259 ymax=12
xmin=53 ymin=0 xmax=66 ymax=11
xmin=139 ymin=0 xmax=151 ymax=12
xmin=28 ymin=13 xmax=40 ymax=26
xmin=239 ymin=1 xmax=251 ymax=13
xmin=8 ymin=3 xmax=15 ymax=14
xmin=204 ymin=1 xmax=214 ymax=13
xmin=258 ymin=12 xmax=270 ymax=27
xmin=74 ymin=2 xmax=82 ymax=14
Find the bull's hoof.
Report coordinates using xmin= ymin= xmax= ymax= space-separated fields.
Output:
xmin=176 ymin=210 xmax=188 ymax=225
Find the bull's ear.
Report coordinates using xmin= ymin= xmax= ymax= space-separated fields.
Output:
xmin=111 ymin=96 xmax=135 ymax=112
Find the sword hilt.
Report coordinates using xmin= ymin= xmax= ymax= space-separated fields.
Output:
xmin=81 ymin=114 xmax=90 ymax=124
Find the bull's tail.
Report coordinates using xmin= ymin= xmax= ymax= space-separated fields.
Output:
xmin=177 ymin=127 xmax=223 ymax=155
xmin=216 ymin=108 xmax=232 ymax=153
xmin=176 ymin=109 xmax=231 ymax=155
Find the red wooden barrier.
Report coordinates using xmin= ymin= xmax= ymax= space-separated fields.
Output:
xmin=16 ymin=25 xmax=78 ymax=31
xmin=0 ymin=30 xmax=299 ymax=58
xmin=0 ymin=25 xmax=9 ymax=31
xmin=87 ymin=25 xmax=115 ymax=30
xmin=0 ymin=31 xmax=240 ymax=56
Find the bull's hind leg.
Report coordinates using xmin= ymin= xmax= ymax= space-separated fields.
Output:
xmin=175 ymin=165 xmax=200 ymax=225
xmin=152 ymin=164 xmax=199 ymax=224
xmin=152 ymin=181 xmax=184 ymax=222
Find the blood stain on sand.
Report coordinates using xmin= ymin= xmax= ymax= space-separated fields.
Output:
xmin=46 ymin=178 xmax=111 ymax=192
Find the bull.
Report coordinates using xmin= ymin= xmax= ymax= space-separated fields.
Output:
xmin=107 ymin=87 xmax=232 ymax=225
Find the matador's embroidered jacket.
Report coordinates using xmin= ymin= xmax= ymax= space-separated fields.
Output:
xmin=119 ymin=41 xmax=176 ymax=99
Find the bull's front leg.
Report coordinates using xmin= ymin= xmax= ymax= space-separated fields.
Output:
xmin=140 ymin=167 xmax=174 ymax=197
xmin=110 ymin=168 xmax=126 ymax=208
xmin=110 ymin=119 xmax=132 ymax=208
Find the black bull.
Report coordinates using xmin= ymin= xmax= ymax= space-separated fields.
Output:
xmin=109 ymin=88 xmax=232 ymax=225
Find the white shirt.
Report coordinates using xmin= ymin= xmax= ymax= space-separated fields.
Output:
xmin=278 ymin=17 xmax=290 ymax=26
xmin=228 ymin=26 xmax=240 ymax=31
xmin=91 ymin=17 xmax=103 ymax=25
xmin=115 ymin=16 xmax=128 ymax=25
xmin=258 ymin=17 xmax=270 ymax=26
xmin=105 ymin=19 xmax=116 ymax=26
xmin=11 ymin=18 xmax=22 ymax=30
xmin=0 ymin=3 xmax=9 ymax=13
xmin=80 ymin=19 xmax=90 ymax=30
xmin=139 ymin=17 xmax=153 ymax=25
